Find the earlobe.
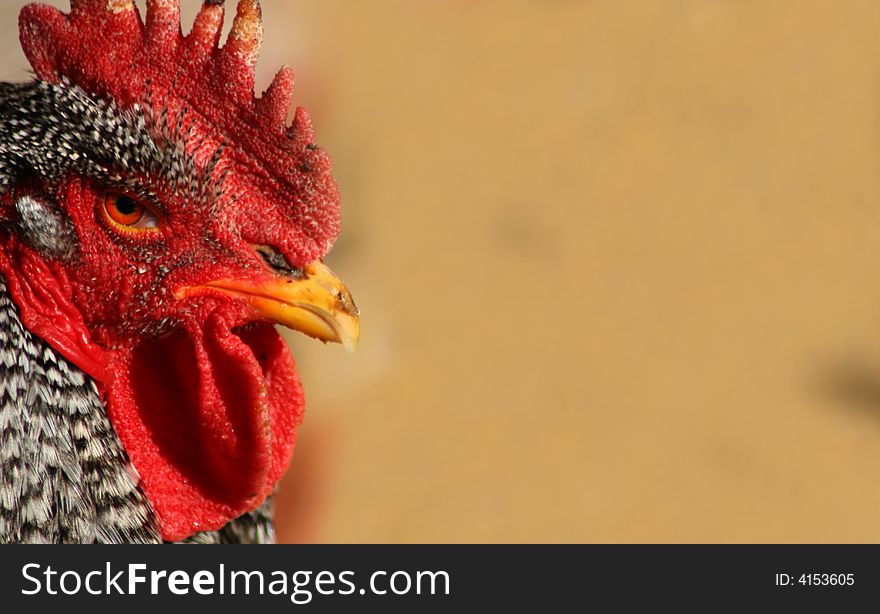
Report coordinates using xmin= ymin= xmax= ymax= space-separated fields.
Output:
xmin=14 ymin=194 xmax=77 ymax=259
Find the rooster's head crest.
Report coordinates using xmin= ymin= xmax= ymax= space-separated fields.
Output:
xmin=19 ymin=0 xmax=339 ymax=260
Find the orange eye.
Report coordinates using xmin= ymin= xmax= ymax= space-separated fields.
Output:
xmin=103 ymin=192 xmax=160 ymax=231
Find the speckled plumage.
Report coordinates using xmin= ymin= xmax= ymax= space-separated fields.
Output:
xmin=0 ymin=277 xmax=158 ymax=543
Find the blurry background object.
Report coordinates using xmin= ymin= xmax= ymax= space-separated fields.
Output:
xmin=5 ymin=0 xmax=880 ymax=542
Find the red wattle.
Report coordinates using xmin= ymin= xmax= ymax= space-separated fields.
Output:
xmin=105 ymin=315 xmax=303 ymax=541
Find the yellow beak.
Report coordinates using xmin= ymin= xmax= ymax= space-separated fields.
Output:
xmin=179 ymin=261 xmax=360 ymax=351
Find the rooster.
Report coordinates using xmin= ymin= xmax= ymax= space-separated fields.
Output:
xmin=0 ymin=0 xmax=359 ymax=543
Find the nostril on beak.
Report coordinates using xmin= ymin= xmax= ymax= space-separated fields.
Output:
xmin=254 ymin=244 xmax=305 ymax=279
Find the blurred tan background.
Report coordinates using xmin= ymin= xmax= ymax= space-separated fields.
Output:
xmin=6 ymin=0 xmax=880 ymax=542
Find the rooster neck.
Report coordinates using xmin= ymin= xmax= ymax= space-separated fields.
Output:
xmin=0 ymin=274 xmax=160 ymax=543
xmin=0 ymin=274 xmax=277 ymax=543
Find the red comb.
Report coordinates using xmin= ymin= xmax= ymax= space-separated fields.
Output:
xmin=19 ymin=0 xmax=340 ymax=262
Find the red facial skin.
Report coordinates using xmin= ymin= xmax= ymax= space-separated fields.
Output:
xmin=2 ymin=1 xmax=342 ymax=540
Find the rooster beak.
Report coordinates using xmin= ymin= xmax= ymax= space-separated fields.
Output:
xmin=180 ymin=261 xmax=360 ymax=351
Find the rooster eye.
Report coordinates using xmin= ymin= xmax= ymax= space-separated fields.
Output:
xmin=102 ymin=192 xmax=160 ymax=232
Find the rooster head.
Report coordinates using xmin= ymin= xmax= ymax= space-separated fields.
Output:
xmin=0 ymin=0 xmax=359 ymax=540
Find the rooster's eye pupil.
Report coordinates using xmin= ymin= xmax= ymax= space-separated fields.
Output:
xmin=115 ymin=196 xmax=138 ymax=216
